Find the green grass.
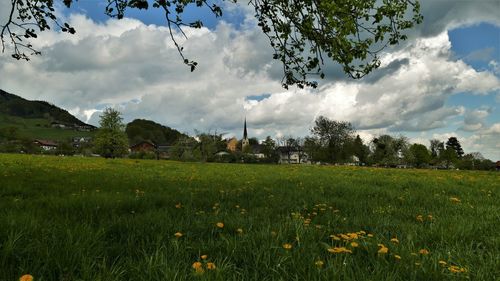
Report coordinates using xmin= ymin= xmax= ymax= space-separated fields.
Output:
xmin=0 ymin=114 xmax=95 ymax=141
xmin=0 ymin=154 xmax=498 ymax=280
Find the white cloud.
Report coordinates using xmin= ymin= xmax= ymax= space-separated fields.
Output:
xmin=1 ymin=2 xmax=500 ymax=160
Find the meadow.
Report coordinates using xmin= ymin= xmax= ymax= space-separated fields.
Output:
xmin=0 ymin=154 xmax=498 ymax=280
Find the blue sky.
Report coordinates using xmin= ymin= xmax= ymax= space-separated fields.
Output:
xmin=1 ymin=1 xmax=500 ymax=160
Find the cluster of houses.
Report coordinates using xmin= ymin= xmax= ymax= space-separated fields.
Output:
xmin=50 ymin=121 xmax=95 ymax=131
xmin=128 ymin=119 xmax=310 ymax=164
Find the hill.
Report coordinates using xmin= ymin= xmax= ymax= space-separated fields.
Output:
xmin=0 ymin=89 xmax=95 ymax=141
xmin=126 ymin=119 xmax=189 ymax=145
xmin=0 ymin=89 xmax=90 ymax=126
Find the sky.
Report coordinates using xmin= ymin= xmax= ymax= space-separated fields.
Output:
xmin=0 ymin=0 xmax=499 ymax=160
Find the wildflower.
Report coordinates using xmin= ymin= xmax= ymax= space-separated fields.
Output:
xmin=350 ymin=242 xmax=359 ymax=248
xmin=419 ymin=249 xmax=429 ymax=255
xmin=427 ymin=214 xmax=433 ymax=221
xmin=394 ymin=254 xmax=401 ymax=260
xmin=378 ymin=244 xmax=389 ymax=254
xmin=327 ymin=247 xmax=352 ymax=254
xmin=271 ymin=231 xmax=277 ymax=236
xmin=192 ymin=262 xmax=204 ymax=274
xmin=390 ymin=237 xmax=399 ymax=244
xmin=236 ymin=228 xmax=244 ymax=234
xmin=448 ymin=265 xmax=467 ymax=273
xmin=416 ymin=215 xmax=424 ymax=222
xmin=19 ymin=275 xmax=33 ymax=281
xmin=216 ymin=222 xmax=224 ymax=228
xmin=450 ymin=197 xmax=461 ymax=203
xmin=175 ymin=203 xmax=182 ymax=209
xmin=201 ymin=255 xmax=208 ymax=260
xmin=174 ymin=232 xmax=183 ymax=238
xmin=438 ymin=260 xmax=447 ymax=266
xmin=415 ymin=262 xmax=421 ymax=266
xmin=283 ymin=243 xmax=293 ymax=250
xmin=329 ymin=234 xmax=341 ymax=241
xmin=206 ymin=262 xmax=216 ymax=270
xmin=315 ymin=260 xmax=324 ymax=268
xmin=367 ymin=233 xmax=374 ymax=238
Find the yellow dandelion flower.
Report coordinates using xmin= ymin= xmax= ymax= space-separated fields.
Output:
xmin=175 ymin=203 xmax=182 ymax=209
xmin=216 ymin=222 xmax=224 ymax=228
xmin=448 ymin=266 xmax=467 ymax=273
xmin=283 ymin=243 xmax=293 ymax=250
xmin=19 ymin=275 xmax=34 ymax=281
xmin=236 ymin=228 xmax=244 ymax=234
xmin=350 ymin=242 xmax=359 ymax=248
xmin=438 ymin=260 xmax=447 ymax=266
xmin=390 ymin=237 xmax=399 ymax=244
xmin=174 ymin=232 xmax=183 ymax=238
xmin=192 ymin=261 xmax=204 ymax=274
xmin=450 ymin=197 xmax=461 ymax=203
xmin=394 ymin=255 xmax=401 ymax=260
xmin=427 ymin=214 xmax=433 ymax=221
xmin=201 ymin=255 xmax=208 ymax=260
xmin=416 ymin=215 xmax=424 ymax=222
xmin=329 ymin=234 xmax=341 ymax=241
xmin=315 ymin=260 xmax=324 ymax=268
xmin=367 ymin=233 xmax=374 ymax=238
xmin=419 ymin=249 xmax=429 ymax=255
xmin=327 ymin=247 xmax=352 ymax=254
xmin=206 ymin=262 xmax=216 ymax=270
xmin=378 ymin=244 xmax=389 ymax=254
xmin=415 ymin=262 xmax=421 ymax=266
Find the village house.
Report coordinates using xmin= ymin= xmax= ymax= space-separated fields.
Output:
xmin=34 ymin=139 xmax=58 ymax=151
xmin=277 ymin=146 xmax=309 ymax=164
xmin=129 ymin=140 xmax=157 ymax=153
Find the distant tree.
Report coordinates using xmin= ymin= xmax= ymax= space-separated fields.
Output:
xmin=446 ymin=137 xmax=464 ymax=159
xmin=409 ymin=143 xmax=430 ymax=168
xmin=457 ymin=152 xmax=485 ymax=170
xmin=261 ymin=136 xmax=279 ymax=163
xmin=56 ymin=140 xmax=75 ymax=156
xmin=310 ymin=116 xmax=355 ymax=163
xmin=352 ymin=135 xmax=369 ymax=164
xmin=440 ymin=147 xmax=457 ymax=169
xmin=94 ymin=108 xmax=129 ymax=158
xmin=278 ymin=136 xmax=298 ymax=164
xmin=195 ymin=132 xmax=226 ymax=162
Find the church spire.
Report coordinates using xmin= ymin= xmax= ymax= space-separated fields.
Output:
xmin=243 ymin=117 xmax=248 ymax=140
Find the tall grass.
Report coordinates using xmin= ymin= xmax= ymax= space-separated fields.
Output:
xmin=0 ymin=154 xmax=498 ymax=280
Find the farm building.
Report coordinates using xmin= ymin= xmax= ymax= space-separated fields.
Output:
xmin=33 ymin=139 xmax=58 ymax=151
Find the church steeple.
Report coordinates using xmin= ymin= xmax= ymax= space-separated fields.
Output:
xmin=243 ymin=117 xmax=248 ymax=139
xmin=242 ymin=117 xmax=249 ymax=152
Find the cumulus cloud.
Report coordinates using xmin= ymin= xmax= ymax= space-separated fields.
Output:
xmin=1 ymin=1 xmax=500 ymax=160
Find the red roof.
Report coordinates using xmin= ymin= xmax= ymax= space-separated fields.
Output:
xmin=34 ymin=139 xmax=58 ymax=146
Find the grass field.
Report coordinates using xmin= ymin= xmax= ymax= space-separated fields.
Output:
xmin=0 ymin=154 xmax=498 ymax=280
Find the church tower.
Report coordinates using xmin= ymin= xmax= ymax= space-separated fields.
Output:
xmin=242 ymin=118 xmax=250 ymax=152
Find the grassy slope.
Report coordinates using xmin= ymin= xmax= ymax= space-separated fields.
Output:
xmin=0 ymin=114 xmax=95 ymax=141
xmin=0 ymin=154 xmax=498 ymax=280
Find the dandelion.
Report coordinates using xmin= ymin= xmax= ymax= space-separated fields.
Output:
xmin=327 ymin=247 xmax=352 ymax=254
xmin=415 ymin=262 xmax=421 ymax=266
xmin=283 ymin=243 xmax=293 ymax=250
xmin=450 ymin=197 xmax=461 ymax=203
xmin=236 ymin=228 xmax=244 ymax=234
xmin=394 ymin=255 xmax=401 ymax=260
xmin=206 ymin=262 xmax=216 ymax=270
xmin=19 ymin=275 xmax=33 ymax=281
xmin=448 ymin=265 xmax=467 ymax=273
xmin=419 ymin=249 xmax=429 ymax=255
xmin=192 ymin=262 xmax=204 ymax=274
xmin=315 ymin=260 xmax=324 ymax=268
xmin=416 ymin=215 xmax=424 ymax=222
xmin=378 ymin=244 xmax=389 ymax=254
xmin=174 ymin=232 xmax=183 ymax=238
xmin=175 ymin=203 xmax=182 ymax=209
xmin=390 ymin=237 xmax=399 ymax=244
xmin=427 ymin=214 xmax=433 ymax=221
xmin=216 ymin=222 xmax=224 ymax=228
xmin=330 ymin=234 xmax=341 ymax=241
xmin=201 ymin=255 xmax=208 ymax=260
xmin=367 ymin=233 xmax=374 ymax=238
xmin=438 ymin=260 xmax=447 ymax=266
xmin=350 ymin=242 xmax=359 ymax=248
